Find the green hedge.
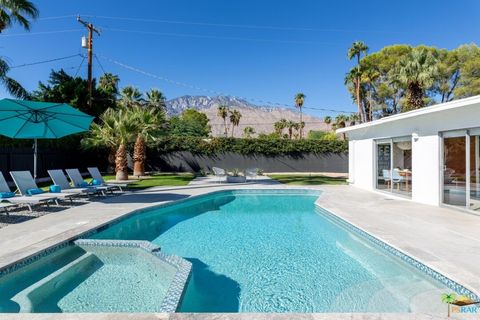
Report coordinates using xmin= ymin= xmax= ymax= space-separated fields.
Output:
xmin=154 ymin=137 xmax=348 ymax=155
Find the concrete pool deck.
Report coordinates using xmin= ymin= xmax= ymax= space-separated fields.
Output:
xmin=0 ymin=179 xmax=479 ymax=319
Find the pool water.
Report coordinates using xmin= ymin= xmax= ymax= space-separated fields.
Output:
xmin=92 ymin=191 xmax=453 ymax=313
xmin=0 ymin=245 xmax=177 ymax=313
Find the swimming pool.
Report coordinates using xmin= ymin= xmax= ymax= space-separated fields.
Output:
xmin=89 ymin=189 xmax=464 ymax=313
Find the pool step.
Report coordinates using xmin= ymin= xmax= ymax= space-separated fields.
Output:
xmin=11 ymin=252 xmax=102 ymax=312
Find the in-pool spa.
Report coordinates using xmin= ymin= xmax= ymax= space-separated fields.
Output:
xmin=0 ymin=189 xmax=474 ymax=313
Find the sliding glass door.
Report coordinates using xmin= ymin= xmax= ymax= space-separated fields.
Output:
xmin=442 ymin=130 xmax=480 ymax=212
xmin=376 ymin=137 xmax=412 ymax=197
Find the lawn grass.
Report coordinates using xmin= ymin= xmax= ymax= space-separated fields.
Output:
xmin=268 ymin=174 xmax=347 ymax=185
xmin=38 ymin=173 xmax=195 ymax=191
xmin=102 ymin=173 xmax=195 ymax=189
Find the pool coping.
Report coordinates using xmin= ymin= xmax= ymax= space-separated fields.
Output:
xmin=0 ymin=186 xmax=478 ymax=315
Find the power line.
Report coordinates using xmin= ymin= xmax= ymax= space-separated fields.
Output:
xmin=94 ymin=54 xmax=106 ymax=74
xmin=98 ymin=54 xmax=354 ymax=114
xmin=80 ymin=14 xmax=421 ymax=35
xmin=75 ymin=55 xmax=86 ymax=77
xmin=10 ymin=54 xmax=82 ymax=69
xmin=2 ymin=29 xmax=83 ymax=37
xmin=100 ymin=27 xmax=332 ymax=45
xmin=37 ymin=15 xmax=77 ymax=21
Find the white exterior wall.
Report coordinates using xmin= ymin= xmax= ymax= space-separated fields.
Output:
xmin=412 ymin=135 xmax=440 ymax=205
xmin=350 ymin=139 xmax=374 ymax=191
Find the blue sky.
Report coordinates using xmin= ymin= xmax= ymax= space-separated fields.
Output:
xmin=2 ymin=0 xmax=480 ymax=117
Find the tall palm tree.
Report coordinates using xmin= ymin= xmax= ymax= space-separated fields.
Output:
xmin=229 ymin=109 xmax=242 ymax=137
xmin=98 ymin=73 xmax=119 ymax=96
xmin=0 ymin=0 xmax=38 ymax=32
xmin=294 ymin=93 xmax=306 ymax=138
xmin=145 ymin=89 xmax=166 ymax=111
xmin=132 ymin=105 xmax=166 ymax=177
xmin=0 ymin=0 xmax=38 ymax=98
xmin=348 ymin=41 xmax=369 ymax=122
xmin=82 ymin=108 xmax=137 ymax=180
xmin=217 ymin=105 xmax=229 ymax=137
xmin=394 ymin=48 xmax=438 ymax=111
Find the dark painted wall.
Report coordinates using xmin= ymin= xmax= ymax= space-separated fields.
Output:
xmin=0 ymin=147 xmax=109 ymax=180
xmin=147 ymin=151 xmax=348 ymax=173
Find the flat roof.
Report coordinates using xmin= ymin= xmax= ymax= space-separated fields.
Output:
xmin=337 ymin=95 xmax=480 ymax=134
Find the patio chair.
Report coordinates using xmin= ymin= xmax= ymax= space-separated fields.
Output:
xmin=382 ymin=169 xmax=391 ymax=187
xmin=87 ymin=167 xmax=128 ymax=192
xmin=0 ymin=172 xmax=57 ymax=212
xmin=391 ymin=169 xmax=405 ymax=191
xmin=10 ymin=171 xmax=81 ymax=204
xmin=245 ymin=168 xmax=258 ymax=181
xmin=48 ymin=169 xmax=97 ymax=196
xmin=65 ymin=169 xmax=113 ymax=196
xmin=212 ymin=167 xmax=227 ymax=183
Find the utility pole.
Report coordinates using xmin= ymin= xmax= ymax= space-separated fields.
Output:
xmin=77 ymin=15 xmax=100 ymax=108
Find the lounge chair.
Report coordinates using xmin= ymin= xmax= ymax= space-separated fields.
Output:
xmin=212 ymin=167 xmax=227 ymax=183
xmin=65 ymin=169 xmax=112 ymax=196
xmin=10 ymin=171 xmax=81 ymax=204
xmin=48 ymin=170 xmax=97 ymax=196
xmin=245 ymin=168 xmax=258 ymax=181
xmin=87 ymin=167 xmax=129 ymax=191
xmin=0 ymin=172 xmax=57 ymax=212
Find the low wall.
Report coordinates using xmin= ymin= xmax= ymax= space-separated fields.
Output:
xmin=148 ymin=152 xmax=348 ymax=173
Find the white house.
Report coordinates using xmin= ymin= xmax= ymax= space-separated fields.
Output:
xmin=337 ymin=95 xmax=480 ymax=213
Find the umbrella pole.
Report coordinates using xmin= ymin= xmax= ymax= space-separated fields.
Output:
xmin=34 ymin=138 xmax=37 ymax=180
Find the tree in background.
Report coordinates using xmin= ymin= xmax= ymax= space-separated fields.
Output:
xmin=274 ymin=118 xmax=288 ymax=136
xmin=347 ymin=41 xmax=369 ymax=122
xmin=98 ymin=73 xmax=119 ymax=96
xmin=145 ymin=88 xmax=166 ymax=111
xmin=324 ymin=116 xmax=332 ymax=125
xmin=217 ymin=105 xmax=229 ymax=137
xmin=169 ymin=109 xmax=211 ymax=137
xmin=0 ymin=0 xmax=39 ymax=98
xmin=294 ymin=93 xmax=306 ymax=138
xmin=394 ymin=47 xmax=438 ymax=111
xmin=32 ymin=69 xmax=117 ymax=117
xmin=229 ymin=109 xmax=242 ymax=137
xmin=120 ymin=86 xmax=143 ymax=108
xmin=243 ymin=126 xmax=255 ymax=138
xmin=307 ymin=130 xmax=338 ymax=141
xmin=286 ymin=120 xmax=297 ymax=139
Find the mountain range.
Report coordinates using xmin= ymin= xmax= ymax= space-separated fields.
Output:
xmin=165 ymin=96 xmax=329 ymax=137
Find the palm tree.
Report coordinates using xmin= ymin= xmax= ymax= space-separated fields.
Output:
xmin=333 ymin=114 xmax=348 ymax=140
xmin=292 ymin=122 xmax=301 ymax=139
xmin=98 ymin=73 xmax=119 ymax=96
xmin=132 ymin=105 xmax=166 ymax=177
xmin=82 ymin=108 xmax=137 ymax=180
xmin=348 ymin=41 xmax=369 ymax=122
xmin=243 ymin=126 xmax=255 ymax=138
xmin=324 ymin=116 xmax=332 ymax=125
xmin=0 ymin=0 xmax=38 ymax=32
xmin=217 ymin=105 xmax=229 ymax=137
xmin=145 ymin=89 xmax=166 ymax=111
xmin=0 ymin=0 xmax=38 ymax=98
xmin=394 ymin=48 xmax=438 ymax=111
xmin=229 ymin=109 xmax=242 ymax=137
xmin=294 ymin=93 xmax=306 ymax=138
xmin=286 ymin=120 xmax=297 ymax=139
xmin=120 ymin=86 xmax=143 ymax=108
xmin=273 ymin=118 xmax=288 ymax=136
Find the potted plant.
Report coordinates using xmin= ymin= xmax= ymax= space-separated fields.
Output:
xmin=227 ymin=168 xmax=246 ymax=183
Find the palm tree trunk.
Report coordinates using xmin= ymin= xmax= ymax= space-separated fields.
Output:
xmin=299 ymin=109 xmax=303 ymax=139
xmin=115 ymin=143 xmax=128 ymax=181
xmin=356 ymin=79 xmax=364 ymax=122
xmin=231 ymin=125 xmax=234 ymax=138
xmin=133 ymin=135 xmax=146 ymax=177
xmin=223 ymin=118 xmax=228 ymax=137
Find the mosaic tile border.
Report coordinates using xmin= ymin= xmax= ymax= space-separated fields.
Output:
xmin=315 ymin=205 xmax=480 ymax=301
xmin=74 ymin=239 xmax=192 ymax=312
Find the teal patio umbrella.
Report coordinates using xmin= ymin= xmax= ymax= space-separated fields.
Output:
xmin=0 ymin=99 xmax=94 ymax=178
